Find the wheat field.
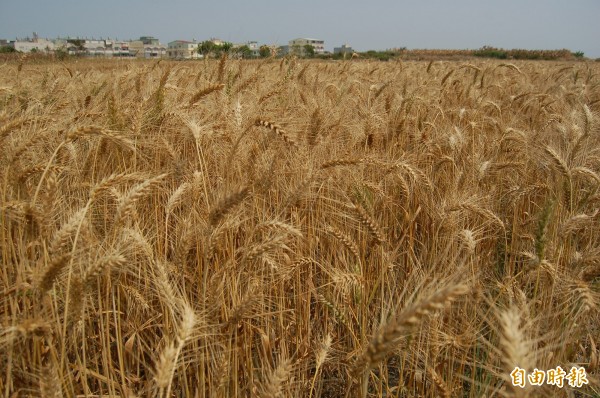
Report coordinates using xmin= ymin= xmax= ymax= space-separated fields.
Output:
xmin=0 ymin=56 xmax=599 ymax=397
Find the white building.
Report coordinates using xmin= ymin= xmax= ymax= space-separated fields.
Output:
xmin=245 ymin=41 xmax=260 ymax=57
xmin=167 ymin=40 xmax=201 ymax=59
xmin=287 ymin=38 xmax=325 ymax=56
xmin=10 ymin=33 xmax=55 ymax=53
xmin=129 ymin=40 xmax=167 ymax=58
xmin=92 ymin=40 xmax=131 ymax=57
xmin=233 ymin=41 xmax=260 ymax=57
xmin=59 ymin=37 xmax=165 ymax=58
xmin=59 ymin=38 xmax=127 ymax=57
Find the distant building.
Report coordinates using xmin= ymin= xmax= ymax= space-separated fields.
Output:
xmin=105 ymin=40 xmax=131 ymax=57
xmin=129 ymin=40 xmax=167 ymax=58
xmin=233 ymin=41 xmax=260 ymax=57
xmin=139 ymin=36 xmax=160 ymax=46
xmin=286 ymin=38 xmax=325 ymax=56
xmin=144 ymin=45 xmax=167 ymax=58
xmin=81 ymin=39 xmax=105 ymax=56
xmin=246 ymin=41 xmax=260 ymax=57
xmin=167 ymin=40 xmax=201 ymax=59
xmin=9 ymin=32 xmax=55 ymax=53
xmin=209 ymin=38 xmax=225 ymax=46
xmin=334 ymin=44 xmax=354 ymax=55
xmin=72 ymin=39 xmax=130 ymax=57
xmin=278 ymin=45 xmax=290 ymax=55
xmin=58 ymin=37 xmax=136 ymax=57
xmin=3 ymin=33 xmax=167 ymax=57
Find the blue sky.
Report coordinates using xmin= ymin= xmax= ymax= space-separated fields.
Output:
xmin=1 ymin=0 xmax=599 ymax=58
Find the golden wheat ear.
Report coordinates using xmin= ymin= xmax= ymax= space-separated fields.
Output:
xmin=188 ymin=83 xmax=224 ymax=106
xmin=257 ymin=357 xmax=293 ymax=398
xmin=255 ymin=119 xmax=298 ymax=147
xmin=209 ymin=186 xmax=250 ymax=226
xmin=352 ymin=283 xmax=469 ymax=379
xmin=352 ymin=204 xmax=386 ymax=245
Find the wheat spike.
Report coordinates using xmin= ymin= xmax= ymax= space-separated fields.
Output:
xmin=544 ymin=145 xmax=571 ymax=180
xmin=352 ymin=283 xmax=468 ymax=378
xmin=188 ymin=83 xmax=225 ymax=106
xmin=115 ymin=173 xmax=168 ymax=223
xmin=257 ymin=358 xmax=292 ymax=398
xmin=326 ymin=226 xmax=361 ymax=259
xmin=49 ymin=207 xmax=88 ymax=254
xmin=36 ymin=253 xmax=71 ymax=294
xmin=39 ymin=363 xmax=62 ymax=398
xmin=166 ymin=181 xmax=191 ymax=215
xmin=255 ymin=119 xmax=297 ymax=146
xmin=352 ymin=204 xmax=386 ymax=245
xmin=209 ymin=187 xmax=249 ymax=226
xmin=320 ymin=158 xmax=365 ymax=169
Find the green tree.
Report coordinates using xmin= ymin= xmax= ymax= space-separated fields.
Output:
xmin=259 ymin=45 xmax=271 ymax=58
xmin=198 ymin=40 xmax=217 ymax=56
xmin=199 ymin=40 xmax=234 ymax=58
xmin=236 ymin=45 xmax=253 ymax=59
xmin=0 ymin=46 xmax=17 ymax=53
xmin=54 ymin=47 xmax=68 ymax=60
xmin=67 ymin=39 xmax=86 ymax=56
xmin=303 ymin=44 xmax=315 ymax=57
xmin=220 ymin=42 xmax=233 ymax=53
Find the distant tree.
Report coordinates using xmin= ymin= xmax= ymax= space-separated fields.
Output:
xmin=198 ymin=40 xmax=217 ymax=56
xmin=0 ymin=46 xmax=16 ymax=53
xmin=473 ymin=46 xmax=507 ymax=59
xmin=236 ymin=45 xmax=253 ymax=59
xmin=259 ymin=45 xmax=271 ymax=58
xmin=573 ymin=51 xmax=585 ymax=58
xmin=198 ymin=40 xmax=234 ymax=58
xmin=220 ymin=42 xmax=233 ymax=53
xmin=289 ymin=44 xmax=302 ymax=56
xmin=54 ymin=47 xmax=68 ymax=60
xmin=303 ymin=44 xmax=315 ymax=57
xmin=67 ymin=39 xmax=86 ymax=55
xmin=68 ymin=39 xmax=85 ymax=50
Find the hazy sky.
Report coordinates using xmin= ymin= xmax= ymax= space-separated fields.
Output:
xmin=1 ymin=0 xmax=599 ymax=58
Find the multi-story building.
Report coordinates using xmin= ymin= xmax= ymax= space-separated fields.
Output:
xmin=278 ymin=45 xmax=290 ymax=55
xmin=105 ymin=40 xmax=131 ymax=57
xmin=139 ymin=36 xmax=160 ymax=46
xmin=84 ymin=39 xmax=104 ymax=56
xmin=75 ymin=39 xmax=129 ymax=57
xmin=245 ymin=41 xmax=259 ymax=57
xmin=334 ymin=44 xmax=354 ymax=55
xmin=209 ymin=38 xmax=225 ymax=47
xmin=167 ymin=40 xmax=201 ymax=59
xmin=9 ymin=32 xmax=55 ymax=53
xmin=58 ymin=36 xmax=165 ymax=57
xmin=129 ymin=39 xmax=167 ymax=58
xmin=61 ymin=38 xmax=105 ymax=56
xmin=287 ymin=38 xmax=325 ymax=56
xmin=233 ymin=41 xmax=260 ymax=57
xmin=143 ymin=46 xmax=167 ymax=58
